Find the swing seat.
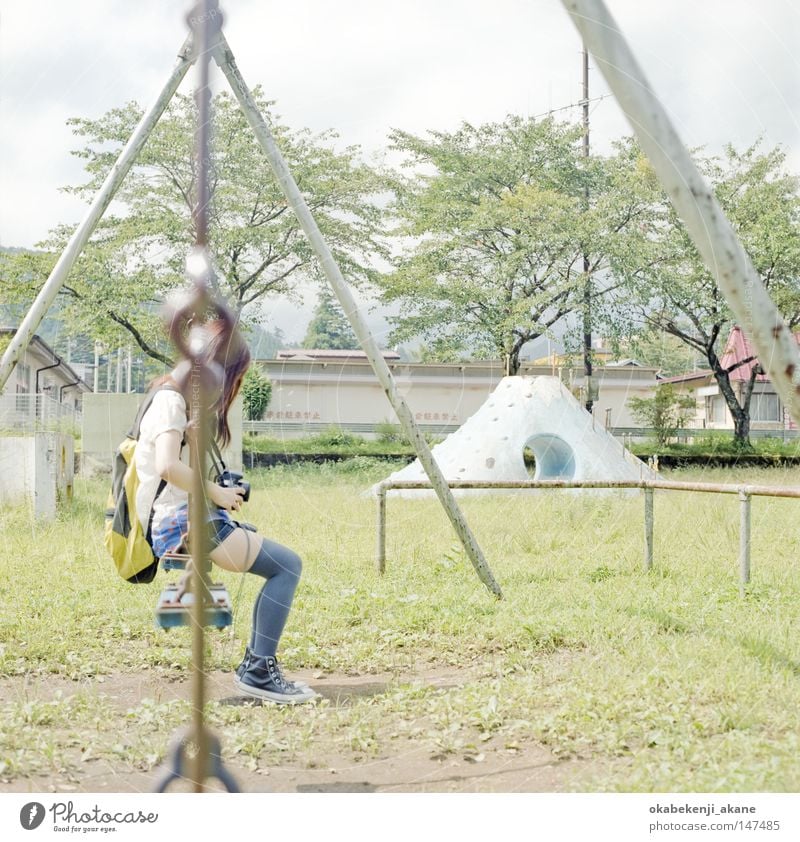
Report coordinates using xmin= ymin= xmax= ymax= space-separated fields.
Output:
xmin=160 ymin=552 xmax=190 ymax=571
xmin=155 ymin=583 xmax=233 ymax=629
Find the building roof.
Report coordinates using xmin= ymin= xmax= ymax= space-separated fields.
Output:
xmin=658 ymin=370 xmax=712 ymax=384
xmin=0 ymin=328 xmax=92 ymax=393
xmin=606 ymin=358 xmax=643 ymax=368
xmin=276 ymin=348 xmax=401 ymax=361
xmin=259 ymin=357 xmax=659 ymax=391
xmin=656 ymin=325 xmax=800 ymax=386
xmin=720 ymin=325 xmax=800 ymax=382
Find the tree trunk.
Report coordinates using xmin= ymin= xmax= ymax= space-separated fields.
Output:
xmin=708 ymin=345 xmax=753 ymax=450
xmin=107 ymin=311 xmax=174 ymax=367
xmin=732 ymin=409 xmax=751 ymax=448
xmin=734 ymin=365 xmax=760 ymax=449
xmin=507 ymin=348 xmax=521 ymax=376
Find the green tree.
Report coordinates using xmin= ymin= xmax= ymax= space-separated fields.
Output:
xmin=302 ymin=287 xmax=359 ymax=349
xmin=415 ymin=342 xmax=469 ymax=364
xmin=241 ymin=365 xmax=272 ymax=420
xmin=628 ymin=383 xmax=696 ymax=446
xmin=7 ymin=91 xmax=385 ymax=364
xmin=379 ymin=119 xmax=656 ymax=374
xmin=246 ymin=323 xmax=286 ymax=360
xmin=616 ymin=141 xmax=800 ymax=448
xmin=624 ymin=329 xmax=698 ymax=376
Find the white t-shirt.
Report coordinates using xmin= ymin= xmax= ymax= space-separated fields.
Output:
xmin=134 ymin=389 xmax=190 ymax=533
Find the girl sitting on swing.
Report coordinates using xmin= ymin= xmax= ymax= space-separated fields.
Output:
xmin=133 ymin=318 xmax=315 ymax=704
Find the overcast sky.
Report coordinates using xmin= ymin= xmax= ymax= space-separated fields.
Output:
xmin=1 ymin=0 xmax=799 ymax=341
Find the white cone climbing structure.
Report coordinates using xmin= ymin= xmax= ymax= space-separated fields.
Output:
xmin=378 ymin=375 xmax=656 ymax=495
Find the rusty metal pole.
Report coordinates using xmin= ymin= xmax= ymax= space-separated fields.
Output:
xmin=213 ymin=35 xmax=502 ymax=598
xmin=185 ymin=0 xmax=223 ymax=793
xmin=739 ymin=490 xmax=751 ymax=595
xmin=581 ymin=46 xmax=593 ymax=414
xmin=644 ymin=487 xmax=654 ymax=571
xmin=376 ymin=480 xmax=800 ymax=591
xmin=187 ymin=316 xmax=211 ymax=794
xmin=376 ymin=485 xmax=387 ymax=575
xmin=379 ymin=479 xmax=800 ymax=499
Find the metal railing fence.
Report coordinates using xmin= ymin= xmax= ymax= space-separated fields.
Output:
xmin=374 ymin=478 xmax=800 ymax=595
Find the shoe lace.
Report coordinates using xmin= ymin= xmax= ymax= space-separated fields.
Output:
xmin=267 ymin=658 xmax=289 ymax=689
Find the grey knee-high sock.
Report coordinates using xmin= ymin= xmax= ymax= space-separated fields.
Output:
xmin=247 ymin=537 xmax=302 ymax=657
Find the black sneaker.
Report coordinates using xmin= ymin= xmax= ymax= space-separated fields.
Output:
xmin=234 ymin=653 xmax=317 ymax=704
xmin=234 ymin=647 xmax=309 ymax=689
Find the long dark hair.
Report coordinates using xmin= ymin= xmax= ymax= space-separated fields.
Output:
xmin=149 ymin=319 xmax=251 ymax=447
xmin=207 ymin=319 xmax=251 ymax=447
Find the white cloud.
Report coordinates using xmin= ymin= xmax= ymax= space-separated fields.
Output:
xmin=1 ymin=0 xmax=797 ymax=251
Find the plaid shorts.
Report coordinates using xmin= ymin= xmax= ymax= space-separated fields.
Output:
xmin=151 ymin=505 xmax=237 ymax=558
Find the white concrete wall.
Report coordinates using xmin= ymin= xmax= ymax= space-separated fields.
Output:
xmin=257 ymin=360 xmax=659 ymax=432
xmin=81 ymin=393 xmax=142 ymax=475
xmin=81 ymin=392 xmax=242 ymax=475
xmin=52 ymin=433 xmax=75 ymax=502
xmin=0 ymin=432 xmax=72 ymax=520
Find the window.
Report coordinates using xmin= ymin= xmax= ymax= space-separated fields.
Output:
xmin=751 ymin=392 xmax=780 ymax=422
xmin=15 ymin=362 xmax=31 ymax=412
xmin=17 ymin=362 xmax=30 ymax=392
xmin=705 ymin=395 xmax=727 ymax=424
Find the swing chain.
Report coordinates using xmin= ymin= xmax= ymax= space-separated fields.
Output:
xmin=156 ymin=0 xmax=239 ymax=794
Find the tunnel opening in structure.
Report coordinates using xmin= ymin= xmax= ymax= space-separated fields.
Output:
xmin=523 ymin=434 xmax=576 ymax=480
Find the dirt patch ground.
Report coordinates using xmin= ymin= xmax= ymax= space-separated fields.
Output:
xmin=0 ymin=668 xmax=596 ymax=793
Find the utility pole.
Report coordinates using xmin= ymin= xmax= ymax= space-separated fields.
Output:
xmin=581 ymin=46 xmax=594 ymax=413
xmin=93 ymin=341 xmax=101 ymax=393
xmin=115 ymin=346 xmax=122 ymax=393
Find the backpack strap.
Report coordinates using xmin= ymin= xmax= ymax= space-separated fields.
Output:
xmin=133 ymin=383 xmax=184 ymax=549
xmin=128 ymin=388 xmax=160 ymax=439
xmin=208 ymin=435 xmax=227 ymax=476
xmin=130 ymin=382 xmax=184 ymax=440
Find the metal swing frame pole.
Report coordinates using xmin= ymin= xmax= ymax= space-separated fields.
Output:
xmin=184 ymin=0 xmax=222 ymax=794
xmin=560 ymin=0 xmax=800 ymax=425
xmin=0 ymin=37 xmax=195 ymax=393
xmin=212 ymin=35 xmax=503 ymax=599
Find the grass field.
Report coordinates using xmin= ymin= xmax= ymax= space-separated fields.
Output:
xmin=1 ymin=459 xmax=800 ymax=792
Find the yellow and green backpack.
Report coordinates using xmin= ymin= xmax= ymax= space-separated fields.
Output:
xmin=104 ymin=389 xmax=168 ymax=583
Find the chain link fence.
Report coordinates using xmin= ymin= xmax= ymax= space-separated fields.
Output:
xmin=0 ymin=393 xmax=82 ymax=435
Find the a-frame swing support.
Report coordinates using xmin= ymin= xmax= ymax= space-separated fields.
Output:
xmin=0 ymin=29 xmax=503 ymax=598
xmin=5 ymin=1 xmax=800 ymax=597
xmin=0 ymin=36 xmax=195 ymax=391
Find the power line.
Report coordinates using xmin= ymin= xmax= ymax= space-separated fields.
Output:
xmin=530 ymin=93 xmax=610 ymax=122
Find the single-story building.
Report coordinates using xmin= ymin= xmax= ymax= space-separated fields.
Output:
xmin=250 ymin=355 xmax=659 ymax=437
xmin=661 ymin=326 xmax=797 ymax=432
xmin=0 ymin=328 xmax=92 ymax=430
